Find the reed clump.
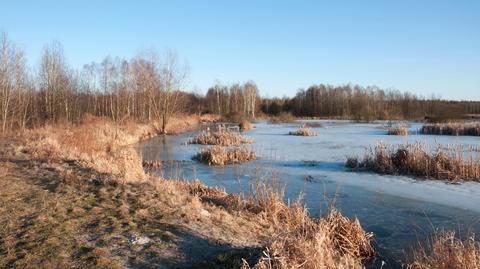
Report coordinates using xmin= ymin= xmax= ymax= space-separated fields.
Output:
xmin=189 ymin=130 xmax=253 ymax=146
xmin=241 ymin=178 xmax=374 ymax=269
xmin=270 ymin=112 xmax=296 ymax=124
xmin=421 ymin=123 xmax=480 ymax=136
xmin=388 ymin=125 xmax=409 ymax=136
xmin=288 ymin=127 xmax=317 ymax=136
xmin=194 ymin=146 xmax=257 ymax=166
xmin=304 ymin=122 xmax=323 ymax=128
xmin=408 ymin=230 xmax=480 ymax=269
xmin=239 ymin=120 xmax=254 ymax=131
xmin=346 ymin=142 xmax=480 ymax=182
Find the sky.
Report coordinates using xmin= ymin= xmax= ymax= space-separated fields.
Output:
xmin=1 ymin=0 xmax=479 ymax=100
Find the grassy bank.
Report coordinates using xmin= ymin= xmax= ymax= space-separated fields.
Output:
xmin=346 ymin=142 xmax=480 ymax=182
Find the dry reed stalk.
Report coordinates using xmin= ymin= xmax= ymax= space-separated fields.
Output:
xmin=288 ymin=127 xmax=317 ymax=136
xmin=346 ymin=142 xmax=480 ymax=182
xmin=408 ymin=230 xmax=480 ymax=269
xmin=194 ymin=146 xmax=257 ymax=166
xmin=421 ymin=123 xmax=480 ymax=136
xmin=189 ymin=130 xmax=253 ymax=146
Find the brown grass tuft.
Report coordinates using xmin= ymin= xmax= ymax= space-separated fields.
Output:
xmin=304 ymin=122 xmax=323 ymax=128
xmin=421 ymin=123 xmax=480 ymax=136
xmin=346 ymin=142 xmax=480 ymax=182
xmin=200 ymin=113 xmax=222 ymax=123
xmin=239 ymin=120 xmax=254 ymax=131
xmin=241 ymin=178 xmax=374 ymax=269
xmin=189 ymin=130 xmax=253 ymax=146
xmin=408 ymin=230 xmax=480 ymax=269
xmin=194 ymin=146 xmax=257 ymax=166
xmin=288 ymin=127 xmax=317 ymax=136
xmin=388 ymin=125 xmax=409 ymax=136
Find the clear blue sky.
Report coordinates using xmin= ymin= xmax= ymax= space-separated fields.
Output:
xmin=2 ymin=0 xmax=479 ymax=100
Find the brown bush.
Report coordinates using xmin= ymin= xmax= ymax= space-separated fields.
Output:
xmin=189 ymin=130 xmax=253 ymax=146
xmin=194 ymin=146 xmax=257 ymax=166
xmin=408 ymin=230 xmax=480 ymax=269
xmin=346 ymin=142 xmax=480 ymax=182
xmin=288 ymin=127 xmax=316 ymax=136
xmin=421 ymin=123 xmax=480 ymax=136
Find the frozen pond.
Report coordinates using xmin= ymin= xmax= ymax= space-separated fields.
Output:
xmin=136 ymin=120 xmax=480 ymax=268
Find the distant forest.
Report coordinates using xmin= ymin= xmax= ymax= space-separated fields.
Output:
xmin=1 ymin=32 xmax=480 ymax=133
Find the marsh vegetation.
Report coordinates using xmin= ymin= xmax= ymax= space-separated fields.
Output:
xmin=421 ymin=123 xmax=480 ymax=136
xmin=346 ymin=142 xmax=480 ymax=182
xmin=288 ymin=127 xmax=317 ymax=136
xmin=189 ymin=130 xmax=253 ymax=146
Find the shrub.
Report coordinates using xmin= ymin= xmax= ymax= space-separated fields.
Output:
xmin=194 ymin=146 xmax=257 ymax=166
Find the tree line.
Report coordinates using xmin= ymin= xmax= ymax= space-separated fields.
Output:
xmin=1 ymin=32 xmax=480 ymax=134
xmin=260 ymin=85 xmax=480 ymax=122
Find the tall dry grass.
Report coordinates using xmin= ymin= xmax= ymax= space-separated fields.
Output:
xmin=387 ymin=125 xmax=409 ymax=136
xmin=304 ymin=122 xmax=324 ymax=128
xmin=15 ymin=115 xmax=200 ymax=182
xmin=194 ymin=146 xmax=257 ymax=166
xmin=270 ymin=112 xmax=296 ymax=124
xmin=239 ymin=120 xmax=254 ymax=131
xmin=189 ymin=130 xmax=253 ymax=146
xmin=288 ymin=127 xmax=317 ymax=136
xmin=240 ymin=176 xmax=374 ymax=269
xmin=408 ymin=230 xmax=480 ymax=269
xmin=421 ymin=123 xmax=480 ymax=136
xmin=346 ymin=142 xmax=480 ymax=182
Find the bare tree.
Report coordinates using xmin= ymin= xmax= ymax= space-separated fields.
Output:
xmin=158 ymin=50 xmax=188 ymax=133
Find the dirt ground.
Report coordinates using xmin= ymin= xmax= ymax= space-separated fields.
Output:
xmin=0 ymin=140 xmax=263 ymax=269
